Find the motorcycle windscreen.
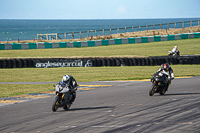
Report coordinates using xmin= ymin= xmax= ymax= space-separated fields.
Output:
xmin=60 ymin=87 xmax=69 ymax=93
xmin=55 ymin=85 xmax=69 ymax=93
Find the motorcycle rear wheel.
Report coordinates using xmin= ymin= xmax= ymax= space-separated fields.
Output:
xmin=149 ymin=84 xmax=157 ymax=96
xmin=52 ymin=95 xmax=60 ymax=112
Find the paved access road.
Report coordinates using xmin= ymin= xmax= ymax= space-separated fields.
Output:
xmin=0 ymin=77 xmax=200 ymax=133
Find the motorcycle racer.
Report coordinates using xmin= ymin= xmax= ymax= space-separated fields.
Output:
xmin=157 ymin=63 xmax=174 ymax=91
xmin=168 ymin=46 xmax=180 ymax=56
xmin=60 ymin=75 xmax=77 ymax=104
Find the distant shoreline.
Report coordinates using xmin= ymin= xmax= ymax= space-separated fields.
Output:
xmin=1 ymin=26 xmax=199 ymax=44
xmin=1 ymin=18 xmax=199 ymax=42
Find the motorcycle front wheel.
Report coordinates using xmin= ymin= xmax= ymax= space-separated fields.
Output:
xmin=159 ymin=87 xmax=166 ymax=95
xmin=63 ymin=104 xmax=71 ymax=110
xmin=149 ymin=84 xmax=157 ymax=96
xmin=52 ymin=95 xmax=60 ymax=112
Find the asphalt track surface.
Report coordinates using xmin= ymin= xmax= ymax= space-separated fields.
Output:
xmin=0 ymin=77 xmax=200 ymax=133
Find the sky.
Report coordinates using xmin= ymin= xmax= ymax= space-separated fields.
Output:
xmin=0 ymin=0 xmax=200 ymax=19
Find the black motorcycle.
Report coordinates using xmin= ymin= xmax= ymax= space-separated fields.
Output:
xmin=149 ymin=71 xmax=168 ymax=96
xmin=52 ymin=83 xmax=76 ymax=112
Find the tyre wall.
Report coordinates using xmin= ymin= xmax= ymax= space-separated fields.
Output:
xmin=0 ymin=55 xmax=199 ymax=68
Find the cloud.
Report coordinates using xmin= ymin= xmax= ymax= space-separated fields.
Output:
xmin=117 ymin=5 xmax=128 ymax=14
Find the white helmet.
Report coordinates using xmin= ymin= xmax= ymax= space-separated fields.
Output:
xmin=62 ymin=75 xmax=70 ymax=83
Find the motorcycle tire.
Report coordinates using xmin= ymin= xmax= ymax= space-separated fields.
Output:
xmin=159 ymin=88 xmax=166 ymax=95
xmin=63 ymin=104 xmax=71 ymax=110
xmin=149 ymin=84 xmax=157 ymax=96
xmin=52 ymin=95 xmax=60 ymax=112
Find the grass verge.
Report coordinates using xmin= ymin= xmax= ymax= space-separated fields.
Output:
xmin=0 ymin=38 xmax=200 ymax=58
xmin=0 ymin=84 xmax=52 ymax=98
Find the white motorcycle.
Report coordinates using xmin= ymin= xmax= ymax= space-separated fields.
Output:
xmin=52 ymin=83 xmax=77 ymax=112
xmin=168 ymin=50 xmax=180 ymax=56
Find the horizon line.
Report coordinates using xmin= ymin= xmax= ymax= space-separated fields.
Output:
xmin=0 ymin=17 xmax=200 ymax=20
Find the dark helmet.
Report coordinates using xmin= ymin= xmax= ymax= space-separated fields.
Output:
xmin=162 ymin=63 xmax=170 ymax=72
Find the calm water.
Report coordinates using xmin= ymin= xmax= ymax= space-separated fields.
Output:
xmin=0 ymin=18 xmax=199 ymax=41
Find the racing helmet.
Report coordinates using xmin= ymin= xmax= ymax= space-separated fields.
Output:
xmin=174 ymin=46 xmax=178 ymax=50
xmin=162 ymin=63 xmax=169 ymax=72
xmin=62 ymin=75 xmax=70 ymax=83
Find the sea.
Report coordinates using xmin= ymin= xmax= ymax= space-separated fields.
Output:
xmin=0 ymin=18 xmax=199 ymax=41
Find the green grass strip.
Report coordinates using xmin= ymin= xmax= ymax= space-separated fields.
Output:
xmin=0 ymin=38 xmax=200 ymax=58
xmin=0 ymin=84 xmax=52 ymax=98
